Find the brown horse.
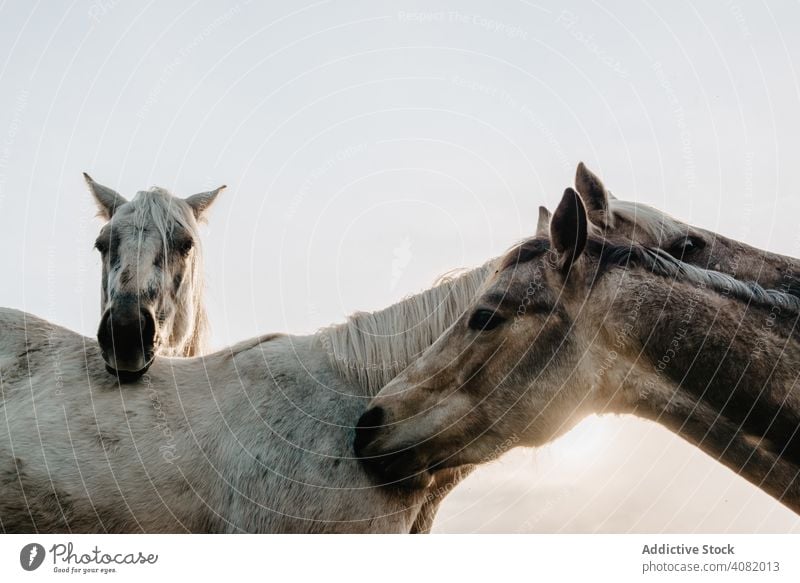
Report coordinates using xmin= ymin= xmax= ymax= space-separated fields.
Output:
xmin=574 ymin=162 xmax=800 ymax=293
xmin=356 ymin=187 xmax=800 ymax=515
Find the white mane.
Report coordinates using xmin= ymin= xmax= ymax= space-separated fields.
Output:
xmin=319 ymin=262 xmax=494 ymax=395
xmin=131 ymin=187 xmax=199 ymax=242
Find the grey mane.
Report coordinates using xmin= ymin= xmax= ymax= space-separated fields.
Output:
xmin=595 ymin=240 xmax=800 ymax=315
xmin=504 ymin=234 xmax=800 ymax=316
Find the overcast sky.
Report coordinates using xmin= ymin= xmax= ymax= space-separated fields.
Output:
xmin=1 ymin=0 xmax=799 ymax=532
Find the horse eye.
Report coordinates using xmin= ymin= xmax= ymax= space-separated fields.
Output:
xmin=468 ymin=309 xmax=506 ymax=331
xmin=176 ymin=238 xmax=194 ymax=256
xmin=94 ymin=239 xmax=108 ymax=254
xmin=668 ymin=236 xmax=705 ymax=259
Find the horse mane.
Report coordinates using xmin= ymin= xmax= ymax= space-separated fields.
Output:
xmin=133 ymin=187 xmax=208 ymax=253
xmin=322 ymin=225 xmax=800 ymax=396
xmin=318 ymin=262 xmax=494 ymax=395
xmin=131 ymin=188 xmax=208 ymax=355
xmin=593 ymin=240 xmax=800 ymax=315
xmin=607 ymin=199 xmax=689 ymax=242
xmin=501 ymin=231 xmax=800 ymax=316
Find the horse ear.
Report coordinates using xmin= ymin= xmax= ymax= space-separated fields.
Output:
xmin=84 ymin=173 xmax=127 ymax=220
xmin=185 ymin=185 xmax=226 ymax=221
xmin=575 ymin=162 xmax=613 ymax=229
xmin=536 ymin=206 xmax=551 ymax=236
xmin=550 ymin=188 xmax=587 ymax=273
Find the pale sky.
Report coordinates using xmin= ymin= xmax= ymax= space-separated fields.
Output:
xmin=1 ymin=0 xmax=799 ymax=532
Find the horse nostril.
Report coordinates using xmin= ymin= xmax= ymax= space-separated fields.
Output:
xmin=354 ymin=406 xmax=385 ymax=455
xmin=358 ymin=406 xmax=385 ymax=431
xmin=140 ymin=308 xmax=156 ymax=342
xmin=97 ymin=310 xmax=113 ymax=348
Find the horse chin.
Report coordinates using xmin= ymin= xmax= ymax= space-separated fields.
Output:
xmin=386 ymin=469 xmax=434 ymax=491
xmin=359 ymin=449 xmax=436 ymax=490
xmin=104 ymin=359 xmax=153 ymax=383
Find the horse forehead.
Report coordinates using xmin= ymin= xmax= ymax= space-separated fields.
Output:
xmin=489 ymin=256 xmax=549 ymax=294
xmin=110 ymin=214 xmax=157 ymax=237
xmin=110 ymin=219 xmax=166 ymax=254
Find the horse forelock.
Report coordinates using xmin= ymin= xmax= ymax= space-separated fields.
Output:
xmin=124 ymin=187 xmax=208 ymax=355
xmin=131 ymin=188 xmax=198 ymax=243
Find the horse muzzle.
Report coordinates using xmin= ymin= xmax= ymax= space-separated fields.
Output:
xmin=354 ymin=406 xmax=435 ymax=489
xmin=97 ymin=302 xmax=157 ymax=381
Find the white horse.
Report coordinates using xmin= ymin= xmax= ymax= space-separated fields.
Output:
xmin=0 ymin=260 xmax=490 ymax=532
xmin=84 ymin=175 xmax=224 ymax=380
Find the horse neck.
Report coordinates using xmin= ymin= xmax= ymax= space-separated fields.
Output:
xmin=317 ymin=261 xmax=494 ymax=396
xmin=607 ymin=270 xmax=800 ymax=511
xmin=710 ymin=232 xmax=800 ymax=293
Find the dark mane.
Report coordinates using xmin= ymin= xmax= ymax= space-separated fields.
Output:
xmin=501 ymin=235 xmax=800 ymax=316
xmin=587 ymin=238 xmax=800 ymax=316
